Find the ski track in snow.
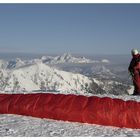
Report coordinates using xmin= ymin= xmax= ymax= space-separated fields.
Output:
xmin=0 ymin=114 xmax=140 ymax=137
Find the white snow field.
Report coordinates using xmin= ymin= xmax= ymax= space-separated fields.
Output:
xmin=0 ymin=114 xmax=140 ymax=137
xmin=0 ymin=54 xmax=138 ymax=137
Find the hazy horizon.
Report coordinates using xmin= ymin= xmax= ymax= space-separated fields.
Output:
xmin=0 ymin=52 xmax=131 ymax=65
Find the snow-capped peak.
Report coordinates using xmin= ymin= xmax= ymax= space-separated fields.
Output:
xmin=1 ymin=62 xmax=92 ymax=93
xmin=41 ymin=53 xmax=95 ymax=64
xmin=6 ymin=58 xmax=25 ymax=69
xmin=101 ymin=59 xmax=110 ymax=63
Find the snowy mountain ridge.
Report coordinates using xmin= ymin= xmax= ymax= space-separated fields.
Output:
xmin=0 ymin=53 xmax=110 ymax=70
xmin=41 ymin=53 xmax=97 ymax=64
xmin=0 ymin=62 xmax=92 ymax=93
xmin=0 ymin=53 xmax=131 ymax=96
xmin=41 ymin=53 xmax=110 ymax=64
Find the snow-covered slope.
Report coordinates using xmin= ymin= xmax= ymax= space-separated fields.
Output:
xmin=0 ymin=58 xmax=30 ymax=69
xmin=0 ymin=62 xmax=92 ymax=93
xmin=0 ymin=53 xmax=131 ymax=96
xmin=0 ymin=58 xmax=130 ymax=95
xmin=0 ymin=114 xmax=140 ymax=136
xmin=7 ymin=58 xmax=26 ymax=69
xmin=0 ymin=59 xmax=8 ymax=69
xmin=0 ymin=54 xmax=137 ymax=137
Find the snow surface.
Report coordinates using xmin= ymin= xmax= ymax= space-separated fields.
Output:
xmin=0 ymin=62 xmax=92 ymax=93
xmin=0 ymin=53 xmax=128 ymax=95
xmin=0 ymin=53 xmax=137 ymax=137
xmin=1 ymin=92 xmax=140 ymax=137
xmin=0 ymin=114 xmax=140 ymax=137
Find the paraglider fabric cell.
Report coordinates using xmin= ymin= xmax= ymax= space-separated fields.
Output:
xmin=0 ymin=93 xmax=140 ymax=129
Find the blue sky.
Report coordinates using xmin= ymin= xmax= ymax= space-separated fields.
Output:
xmin=0 ymin=4 xmax=140 ymax=55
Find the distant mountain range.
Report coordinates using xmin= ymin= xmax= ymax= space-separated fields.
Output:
xmin=0 ymin=53 xmax=131 ymax=95
xmin=41 ymin=53 xmax=96 ymax=64
xmin=0 ymin=53 xmax=110 ymax=69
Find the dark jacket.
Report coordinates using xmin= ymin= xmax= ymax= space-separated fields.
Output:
xmin=128 ymin=54 xmax=140 ymax=76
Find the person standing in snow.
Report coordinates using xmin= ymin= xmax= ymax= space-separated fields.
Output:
xmin=128 ymin=49 xmax=140 ymax=95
